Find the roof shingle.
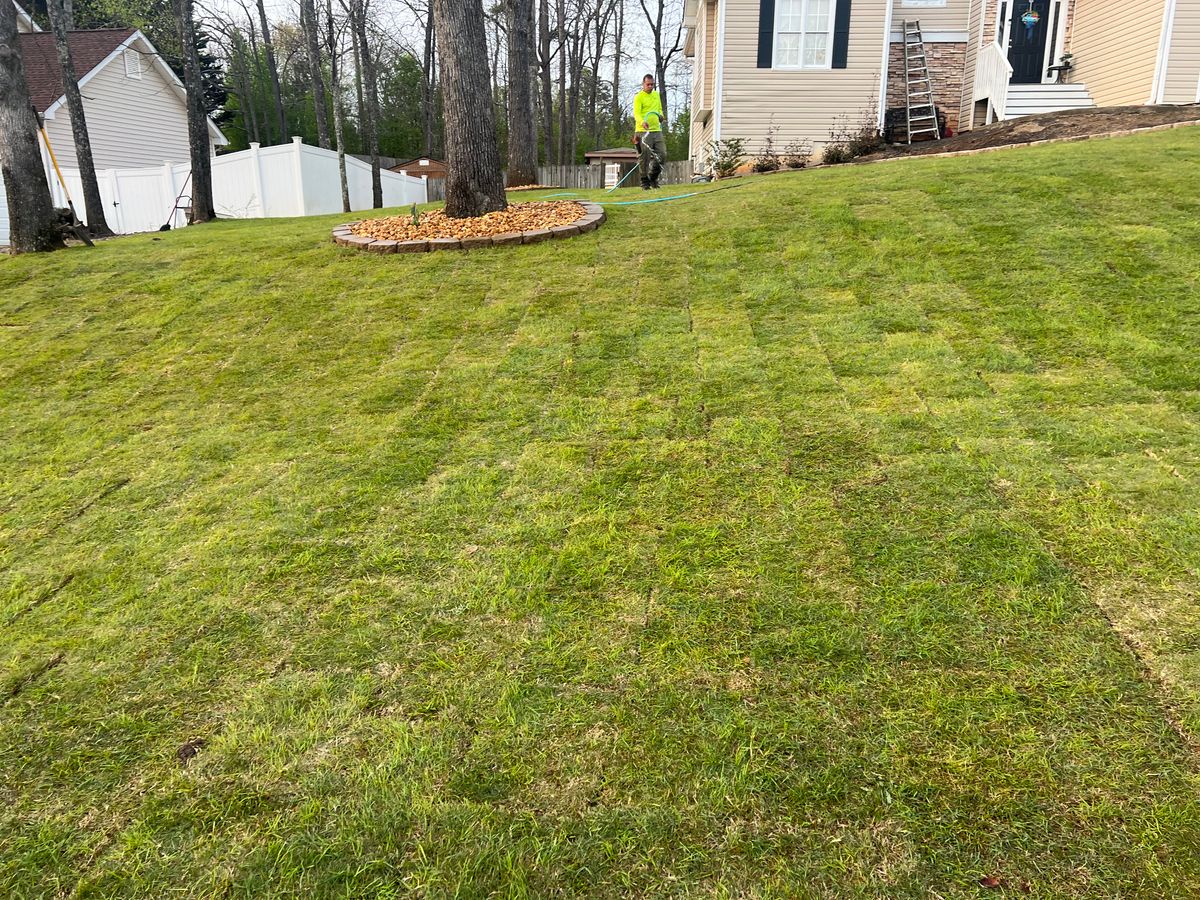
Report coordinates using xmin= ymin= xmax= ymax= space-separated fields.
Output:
xmin=19 ymin=29 xmax=136 ymax=113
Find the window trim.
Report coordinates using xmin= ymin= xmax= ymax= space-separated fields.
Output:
xmin=773 ymin=0 xmax=834 ymax=70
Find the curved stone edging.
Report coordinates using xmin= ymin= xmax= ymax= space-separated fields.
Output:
xmin=332 ymin=201 xmax=606 ymax=254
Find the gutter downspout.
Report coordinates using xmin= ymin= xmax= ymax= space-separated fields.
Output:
xmin=1150 ymin=0 xmax=1177 ymax=103
xmin=878 ymin=0 xmax=895 ymax=131
xmin=714 ymin=0 xmax=727 ymax=142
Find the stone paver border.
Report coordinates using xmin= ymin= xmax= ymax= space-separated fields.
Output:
xmin=333 ymin=201 xmax=605 ymax=254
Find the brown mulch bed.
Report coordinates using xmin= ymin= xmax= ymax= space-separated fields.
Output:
xmin=866 ymin=103 xmax=1200 ymax=160
xmin=505 ymin=184 xmax=558 ymax=192
xmin=351 ymin=201 xmax=586 ymax=242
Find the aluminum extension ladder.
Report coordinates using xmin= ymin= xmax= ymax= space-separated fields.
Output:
xmin=903 ymin=20 xmax=942 ymax=143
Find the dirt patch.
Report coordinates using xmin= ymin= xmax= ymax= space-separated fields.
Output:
xmin=352 ymin=201 xmax=586 ymax=243
xmin=865 ymin=104 xmax=1200 ymax=159
xmin=176 ymin=737 xmax=207 ymax=766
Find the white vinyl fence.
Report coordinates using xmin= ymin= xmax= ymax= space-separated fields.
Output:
xmin=1 ymin=137 xmax=427 ymax=246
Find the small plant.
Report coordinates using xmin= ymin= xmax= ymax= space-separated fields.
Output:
xmin=782 ymin=140 xmax=813 ymax=169
xmin=821 ymin=142 xmax=853 ymax=165
xmin=823 ymin=109 xmax=884 ymax=165
xmin=411 ymin=203 xmax=420 ymax=226
xmin=752 ymin=122 xmax=781 ymax=173
xmin=707 ymin=137 xmax=747 ymax=179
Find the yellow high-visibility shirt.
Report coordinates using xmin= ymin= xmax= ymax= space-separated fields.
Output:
xmin=634 ymin=90 xmax=664 ymax=133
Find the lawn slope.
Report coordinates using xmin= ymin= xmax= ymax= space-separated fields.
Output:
xmin=3 ymin=129 xmax=1200 ymax=897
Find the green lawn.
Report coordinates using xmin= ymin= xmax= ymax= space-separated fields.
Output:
xmin=3 ymin=129 xmax=1200 ymax=898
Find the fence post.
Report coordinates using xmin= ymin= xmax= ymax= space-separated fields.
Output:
xmin=249 ymin=142 xmax=267 ymax=218
xmin=291 ymin=136 xmax=306 ymax=216
xmin=161 ymin=161 xmax=176 ymax=229
xmin=421 ymin=174 xmax=428 ymax=204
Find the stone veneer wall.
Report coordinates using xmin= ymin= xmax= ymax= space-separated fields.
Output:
xmin=887 ymin=42 xmax=967 ymax=133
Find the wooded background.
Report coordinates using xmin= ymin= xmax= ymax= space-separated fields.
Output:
xmin=20 ymin=0 xmax=693 ymax=166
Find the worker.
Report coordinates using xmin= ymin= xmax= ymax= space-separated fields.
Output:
xmin=633 ymin=74 xmax=666 ymax=190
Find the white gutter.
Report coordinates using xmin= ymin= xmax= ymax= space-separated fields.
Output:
xmin=877 ymin=0 xmax=895 ymax=129
xmin=1150 ymin=0 xmax=1177 ymax=103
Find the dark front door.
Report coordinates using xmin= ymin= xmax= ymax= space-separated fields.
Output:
xmin=1008 ymin=0 xmax=1050 ymax=83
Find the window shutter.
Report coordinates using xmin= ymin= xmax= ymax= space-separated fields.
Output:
xmin=757 ymin=0 xmax=776 ymax=68
xmin=832 ymin=0 xmax=852 ymax=69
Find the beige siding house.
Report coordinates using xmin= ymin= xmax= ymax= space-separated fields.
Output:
xmin=687 ymin=0 xmax=1200 ymax=167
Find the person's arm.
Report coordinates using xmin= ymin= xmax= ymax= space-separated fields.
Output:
xmin=634 ymin=92 xmax=647 ymax=132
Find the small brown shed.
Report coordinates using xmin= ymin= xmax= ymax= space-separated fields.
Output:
xmin=387 ymin=157 xmax=449 ymax=180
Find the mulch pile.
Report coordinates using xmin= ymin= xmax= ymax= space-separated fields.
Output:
xmin=351 ymin=201 xmax=585 ymax=242
xmin=505 ymin=184 xmax=558 ymax=192
xmin=867 ymin=103 xmax=1200 ymax=159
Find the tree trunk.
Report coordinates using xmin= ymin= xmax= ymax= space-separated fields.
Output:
xmin=611 ymin=0 xmax=623 ymax=129
xmin=433 ymin=0 xmax=506 ymax=218
xmin=45 ymin=0 xmax=113 ymax=237
xmin=327 ymin=0 xmax=350 ymax=212
xmin=236 ymin=37 xmax=260 ymax=144
xmin=0 ymin=0 xmax=63 ymax=252
xmin=299 ymin=0 xmax=331 ymax=148
xmin=243 ymin=16 xmax=270 ymax=144
xmin=505 ymin=0 xmax=537 ymax=186
xmin=537 ymin=0 xmax=553 ymax=163
xmin=172 ymin=0 xmax=215 ymax=222
xmin=255 ymin=0 xmax=286 ymax=142
xmin=555 ymin=0 xmax=565 ymax=164
xmin=421 ymin=1 xmax=435 ymax=155
xmin=349 ymin=0 xmax=381 ymax=206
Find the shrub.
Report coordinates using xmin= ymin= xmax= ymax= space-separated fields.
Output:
xmin=824 ymin=110 xmax=884 ymax=165
xmin=708 ymin=137 xmax=747 ymax=179
xmin=782 ymin=140 xmax=813 ymax=169
xmin=752 ymin=123 xmax=781 ymax=173
xmin=821 ymin=143 xmax=853 ymax=165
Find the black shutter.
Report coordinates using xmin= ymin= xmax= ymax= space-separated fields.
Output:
xmin=832 ymin=0 xmax=851 ymax=68
xmin=757 ymin=0 xmax=776 ymax=68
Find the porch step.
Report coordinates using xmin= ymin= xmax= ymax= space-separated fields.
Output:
xmin=1004 ymin=82 xmax=1095 ymax=119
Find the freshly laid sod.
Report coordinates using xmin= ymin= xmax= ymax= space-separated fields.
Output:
xmin=3 ymin=129 xmax=1200 ymax=897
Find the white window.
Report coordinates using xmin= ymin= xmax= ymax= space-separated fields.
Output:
xmin=775 ymin=0 xmax=833 ymax=69
xmin=124 ymin=50 xmax=142 ymax=79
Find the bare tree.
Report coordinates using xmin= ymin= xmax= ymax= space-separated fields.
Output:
xmin=537 ymin=0 xmax=553 ymax=162
xmin=638 ymin=0 xmax=683 ymax=121
xmin=347 ymin=0 xmax=381 ymax=205
xmin=611 ymin=0 xmax=624 ymax=129
xmin=433 ymin=0 xmax=506 ymax=217
xmin=0 ymin=0 xmax=64 ymax=252
xmin=252 ymin=0 xmax=286 ymax=141
xmin=505 ymin=0 xmax=537 ymax=185
xmin=45 ymin=0 xmax=113 ymax=237
xmin=326 ymin=0 xmax=350 ymax=212
xmin=171 ymin=0 xmax=216 ymax=221
xmin=299 ymin=0 xmax=331 ymax=147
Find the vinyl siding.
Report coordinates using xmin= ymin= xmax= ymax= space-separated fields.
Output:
xmin=1069 ymin=0 xmax=1166 ymax=106
xmin=892 ymin=0 xmax=971 ymax=34
xmin=43 ymin=42 xmax=195 ymax=170
xmin=959 ymin=0 xmax=987 ymax=127
xmin=719 ymin=0 xmax=889 ymax=152
xmin=689 ymin=0 xmax=719 ymax=166
xmin=1163 ymin=0 xmax=1200 ymax=102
